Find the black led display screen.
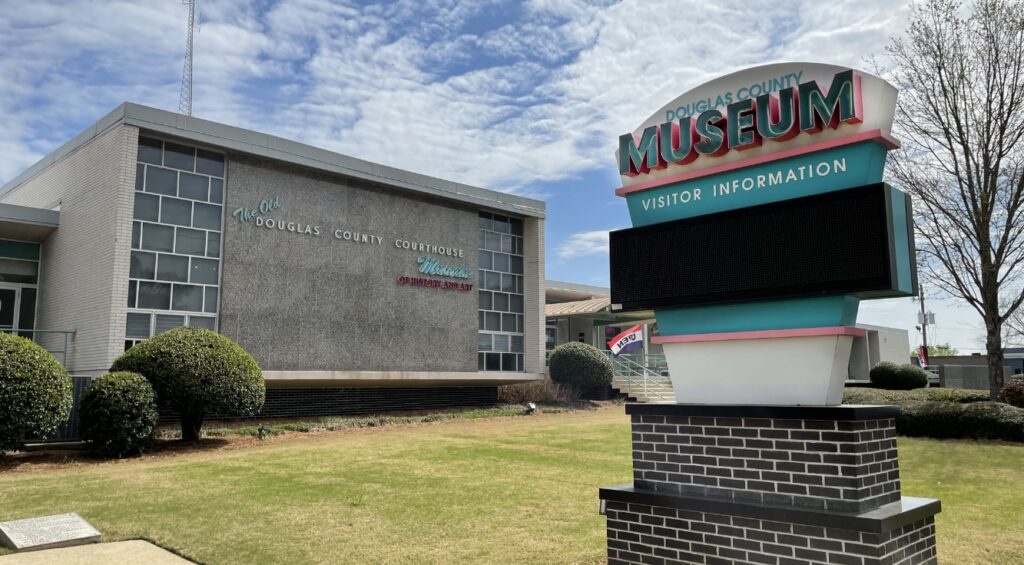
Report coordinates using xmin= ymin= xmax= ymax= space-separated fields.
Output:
xmin=609 ymin=183 xmax=910 ymax=311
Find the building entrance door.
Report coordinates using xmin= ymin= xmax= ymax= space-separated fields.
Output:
xmin=0 ymin=285 xmax=18 ymax=330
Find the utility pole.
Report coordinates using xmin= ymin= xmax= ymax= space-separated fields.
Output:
xmin=179 ymin=0 xmax=196 ymax=116
xmin=918 ymin=285 xmax=929 ymax=353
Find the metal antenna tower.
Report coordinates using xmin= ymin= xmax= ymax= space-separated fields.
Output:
xmin=179 ymin=0 xmax=197 ymax=116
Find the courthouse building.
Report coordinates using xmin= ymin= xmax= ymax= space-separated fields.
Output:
xmin=0 ymin=103 xmax=546 ymax=415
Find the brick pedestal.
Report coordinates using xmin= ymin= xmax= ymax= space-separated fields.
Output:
xmin=600 ymin=404 xmax=940 ymax=565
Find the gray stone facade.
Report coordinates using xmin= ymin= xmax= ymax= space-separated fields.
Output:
xmin=220 ymin=155 xmax=481 ymax=372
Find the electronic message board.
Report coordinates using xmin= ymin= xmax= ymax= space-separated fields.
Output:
xmin=610 ymin=183 xmax=914 ymax=311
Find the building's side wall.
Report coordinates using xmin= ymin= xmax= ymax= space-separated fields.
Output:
xmin=876 ymin=327 xmax=910 ymax=365
xmin=220 ymin=156 xmax=482 ymax=372
xmin=523 ymin=216 xmax=545 ymax=373
xmin=0 ymin=125 xmax=136 ymax=375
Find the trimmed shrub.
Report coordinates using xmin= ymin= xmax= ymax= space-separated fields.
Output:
xmin=896 ymin=401 xmax=1024 ymax=442
xmin=868 ymin=361 xmax=900 ymax=387
xmin=998 ymin=382 xmax=1024 ymax=408
xmin=548 ymin=342 xmax=613 ymax=395
xmin=869 ymin=362 xmax=928 ymax=390
xmin=0 ymin=333 xmax=72 ymax=452
xmin=80 ymin=372 xmax=159 ymax=457
xmin=111 ymin=327 xmax=264 ymax=441
xmin=843 ymin=387 xmax=988 ymax=406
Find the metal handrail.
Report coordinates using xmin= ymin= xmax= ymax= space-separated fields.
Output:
xmin=0 ymin=328 xmax=74 ymax=366
xmin=605 ymin=351 xmax=674 ymax=402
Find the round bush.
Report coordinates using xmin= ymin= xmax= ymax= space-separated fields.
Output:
xmin=869 ymin=362 xmax=927 ymax=390
xmin=548 ymin=342 xmax=613 ymax=394
xmin=80 ymin=372 xmax=158 ymax=457
xmin=896 ymin=400 xmax=1024 ymax=442
xmin=0 ymin=333 xmax=72 ymax=452
xmin=868 ymin=361 xmax=900 ymax=387
xmin=959 ymin=402 xmax=1024 ymax=442
xmin=111 ymin=327 xmax=264 ymax=440
xmin=999 ymin=382 xmax=1024 ymax=408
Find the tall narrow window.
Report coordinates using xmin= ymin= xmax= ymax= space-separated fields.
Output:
xmin=478 ymin=212 xmax=525 ymax=372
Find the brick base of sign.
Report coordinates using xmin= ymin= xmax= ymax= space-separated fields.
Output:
xmin=600 ymin=404 xmax=940 ymax=565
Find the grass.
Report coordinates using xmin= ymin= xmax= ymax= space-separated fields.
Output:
xmin=0 ymin=406 xmax=1022 ymax=563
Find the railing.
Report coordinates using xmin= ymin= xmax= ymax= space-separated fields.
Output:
xmin=0 ymin=328 xmax=74 ymax=366
xmin=605 ymin=351 xmax=674 ymax=403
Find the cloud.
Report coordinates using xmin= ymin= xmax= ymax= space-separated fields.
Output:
xmin=0 ymin=0 xmax=913 ymax=194
xmin=555 ymin=229 xmax=616 ymax=259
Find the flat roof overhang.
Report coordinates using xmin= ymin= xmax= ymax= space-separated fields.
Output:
xmin=0 ymin=203 xmax=59 ymax=242
xmin=1 ymin=103 xmax=545 ymax=220
xmin=262 ymin=370 xmax=545 ymax=388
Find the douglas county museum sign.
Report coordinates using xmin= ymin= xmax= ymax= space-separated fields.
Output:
xmin=601 ymin=63 xmax=941 ymax=565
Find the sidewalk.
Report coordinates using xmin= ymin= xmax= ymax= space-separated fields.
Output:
xmin=0 ymin=540 xmax=193 ymax=564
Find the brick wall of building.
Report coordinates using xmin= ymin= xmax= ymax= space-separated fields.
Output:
xmin=0 ymin=124 xmax=137 ymax=375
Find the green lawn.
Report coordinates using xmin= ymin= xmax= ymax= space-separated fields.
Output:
xmin=0 ymin=406 xmax=1022 ymax=564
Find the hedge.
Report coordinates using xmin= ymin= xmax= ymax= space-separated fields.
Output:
xmin=548 ymin=342 xmax=613 ymax=394
xmin=111 ymin=327 xmax=264 ymax=441
xmin=0 ymin=333 xmax=72 ymax=452
xmin=79 ymin=372 xmax=159 ymax=457
xmin=897 ymin=401 xmax=1024 ymax=442
xmin=999 ymin=382 xmax=1024 ymax=408
xmin=842 ymin=387 xmax=989 ymax=406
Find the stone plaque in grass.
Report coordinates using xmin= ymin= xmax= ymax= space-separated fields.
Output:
xmin=0 ymin=513 xmax=101 ymax=551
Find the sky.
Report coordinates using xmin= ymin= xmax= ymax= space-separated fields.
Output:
xmin=0 ymin=0 xmax=993 ymax=353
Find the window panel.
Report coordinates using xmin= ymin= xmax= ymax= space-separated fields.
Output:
xmin=160 ymin=197 xmax=192 ymax=226
xmin=130 ymin=251 xmax=156 ymax=279
xmin=137 ymin=282 xmax=171 ymax=309
xmin=125 ymin=312 xmax=151 ymax=338
xmin=510 ymin=294 xmax=523 ymax=313
xmin=478 ymin=250 xmax=492 ymax=269
xmin=501 ymin=273 xmax=514 ymax=292
xmin=478 ymin=353 xmax=486 ymax=371
xmin=500 ymin=234 xmax=513 ymax=253
xmin=209 ymin=178 xmax=224 ymax=204
xmin=193 ymin=202 xmax=222 ymax=230
xmin=494 ymin=334 xmax=508 ymax=352
xmin=502 ymin=313 xmax=516 ymax=332
xmin=484 ymin=271 xmax=501 ymax=291
xmin=135 ymin=164 xmax=145 ymax=190
xmin=145 ymin=166 xmax=177 ymax=196
xmin=494 ymin=292 xmax=509 ymax=312
xmin=137 ymin=138 xmax=162 ymax=165
xmin=0 ymin=259 xmax=38 ymax=284
xmin=157 ymin=254 xmax=189 ymax=282
xmin=172 ymin=284 xmax=203 ymax=311
xmin=175 ymin=227 xmax=206 ymax=255
xmin=190 ymin=257 xmax=219 ymax=284
xmin=204 ymin=287 xmax=218 ymax=313
xmin=492 ymin=253 xmax=508 ymax=272
xmin=502 ymin=353 xmax=516 ymax=372
xmin=510 ymin=217 xmax=523 ymax=236
xmin=133 ymin=192 xmax=160 ymax=222
xmin=511 ymin=335 xmax=524 ymax=353
xmin=484 ymin=231 xmax=501 ymax=252
xmin=510 ymin=255 xmax=523 ymax=274
xmin=206 ymin=232 xmax=221 ymax=257
xmin=485 ymin=312 xmax=501 ymax=331
xmin=493 ymin=216 xmax=510 ymax=234
xmin=127 ymin=280 xmax=137 ymax=307
xmin=178 ymin=172 xmax=209 ymax=201
xmin=195 ymin=149 xmax=224 ymax=177
xmin=189 ymin=315 xmax=216 ymax=330
xmin=478 ymin=290 xmax=492 ymax=310
xmin=141 ymin=223 xmax=174 ymax=252
xmin=485 ymin=353 xmax=501 ymax=371
xmin=132 ymin=221 xmax=141 ymax=249
xmin=477 ymin=333 xmax=491 ymax=351
xmin=154 ymin=314 xmax=185 ymax=335
xmin=164 ymin=142 xmax=196 ymax=171
xmin=478 ymin=213 xmax=492 ymax=230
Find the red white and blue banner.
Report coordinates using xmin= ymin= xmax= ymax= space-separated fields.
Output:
xmin=609 ymin=324 xmax=644 ymax=356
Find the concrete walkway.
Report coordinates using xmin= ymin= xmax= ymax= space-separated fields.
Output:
xmin=0 ymin=540 xmax=193 ymax=564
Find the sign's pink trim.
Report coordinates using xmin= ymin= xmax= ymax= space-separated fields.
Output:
xmin=615 ymin=129 xmax=900 ymax=197
xmin=651 ymin=326 xmax=868 ymax=344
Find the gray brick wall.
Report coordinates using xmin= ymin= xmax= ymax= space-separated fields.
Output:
xmin=0 ymin=125 xmax=137 ymax=375
xmin=605 ymin=501 xmax=937 ymax=565
xmin=631 ymin=415 xmax=900 ymax=513
xmin=522 ymin=216 xmax=545 ymax=374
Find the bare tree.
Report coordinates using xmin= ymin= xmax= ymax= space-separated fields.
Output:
xmin=886 ymin=0 xmax=1024 ymax=399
